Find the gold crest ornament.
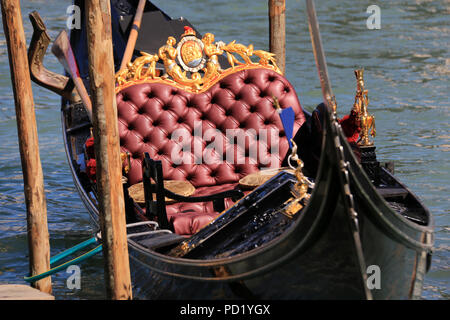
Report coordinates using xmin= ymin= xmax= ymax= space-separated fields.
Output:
xmin=176 ymin=26 xmax=207 ymax=73
xmin=115 ymin=27 xmax=281 ymax=93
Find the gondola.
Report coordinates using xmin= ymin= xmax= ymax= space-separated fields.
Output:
xmin=27 ymin=0 xmax=434 ymax=299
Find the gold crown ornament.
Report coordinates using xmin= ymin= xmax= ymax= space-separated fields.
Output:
xmin=115 ymin=27 xmax=280 ymax=93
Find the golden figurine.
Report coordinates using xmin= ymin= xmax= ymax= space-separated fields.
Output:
xmin=121 ymin=152 xmax=131 ymax=174
xmin=158 ymin=36 xmax=179 ymax=71
xmin=202 ymin=33 xmax=224 ymax=77
xmin=353 ymin=69 xmax=376 ymax=146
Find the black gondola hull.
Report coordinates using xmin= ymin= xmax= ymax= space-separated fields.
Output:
xmin=51 ymin=0 xmax=434 ymax=300
xmin=61 ymin=99 xmax=432 ymax=299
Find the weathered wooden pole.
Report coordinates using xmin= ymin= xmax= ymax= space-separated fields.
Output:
xmin=269 ymin=0 xmax=286 ymax=74
xmin=1 ymin=0 xmax=51 ymax=293
xmin=85 ymin=0 xmax=132 ymax=300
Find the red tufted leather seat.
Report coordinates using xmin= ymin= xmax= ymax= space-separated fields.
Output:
xmin=117 ymin=68 xmax=306 ymax=236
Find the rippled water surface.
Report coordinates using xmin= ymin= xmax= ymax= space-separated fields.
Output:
xmin=0 ymin=0 xmax=448 ymax=299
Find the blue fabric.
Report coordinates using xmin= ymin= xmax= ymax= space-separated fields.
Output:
xmin=280 ymin=107 xmax=295 ymax=149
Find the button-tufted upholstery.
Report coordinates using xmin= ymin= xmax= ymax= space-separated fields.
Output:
xmin=117 ymin=67 xmax=306 ymax=235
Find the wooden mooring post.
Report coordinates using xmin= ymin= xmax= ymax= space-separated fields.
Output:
xmin=269 ymin=0 xmax=286 ymax=74
xmin=85 ymin=0 xmax=132 ymax=300
xmin=1 ymin=0 xmax=52 ymax=294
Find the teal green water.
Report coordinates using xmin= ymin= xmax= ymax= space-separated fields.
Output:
xmin=0 ymin=0 xmax=448 ymax=299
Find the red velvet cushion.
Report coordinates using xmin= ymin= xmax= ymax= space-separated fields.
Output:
xmin=116 ymin=68 xmax=305 ymax=235
xmin=166 ymin=183 xmax=246 ymax=236
xmin=117 ymin=68 xmax=305 ymax=187
xmin=138 ymin=183 xmax=250 ymax=236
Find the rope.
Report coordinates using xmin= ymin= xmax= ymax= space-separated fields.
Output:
xmin=50 ymin=236 xmax=98 ymax=265
xmin=24 ymin=221 xmax=163 ymax=283
xmin=24 ymin=244 xmax=102 ymax=283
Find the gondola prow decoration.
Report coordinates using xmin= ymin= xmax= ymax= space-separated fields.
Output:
xmin=353 ymin=69 xmax=376 ymax=146
xmin=284 ymin=139 xmax=312 ymax=218
xmin=273 ymin=96 xmax=312 ymax=217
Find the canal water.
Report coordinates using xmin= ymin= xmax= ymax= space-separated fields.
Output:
xmin=0 ymin=0 xmax=448 ymax=299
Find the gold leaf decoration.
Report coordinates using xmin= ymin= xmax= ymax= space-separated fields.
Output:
xmin=115 ymin=27 xmax=281 ymax=93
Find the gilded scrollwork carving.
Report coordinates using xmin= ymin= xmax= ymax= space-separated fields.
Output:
xmin=115 ymin=26 xmax=280 ymax=93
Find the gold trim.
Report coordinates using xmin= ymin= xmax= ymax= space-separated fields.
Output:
xmin=353 ymin=69 xmax=376 ymax=146
xmin=283 ymin=139 xmax=311 ymax=218
xmin=115 ymin=29 xmax=281 ymax=94
xmin=116 ymin=64 xmax=278 ymax=94
xmin=273 ymin=89 xmax=312 ymax=219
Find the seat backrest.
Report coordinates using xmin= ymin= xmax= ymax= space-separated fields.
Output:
xmin=116 ymin=28 xmax=306 ymax=187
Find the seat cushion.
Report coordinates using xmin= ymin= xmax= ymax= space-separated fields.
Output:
xmin=117 ymin=68 xmax=306 ymax=187
xmin=166 ymin=183 xmax=246 ymax=236
xmin=138 ymin=183 xmax=247 ymax=236
xmin=117 ymin=67 xmax=305 ymax=236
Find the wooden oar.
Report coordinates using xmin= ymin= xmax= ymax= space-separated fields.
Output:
xmin=51 ymin=30 xmax=93 ymax=122
xmin=119 ymin=0 xmax=147 ymax=71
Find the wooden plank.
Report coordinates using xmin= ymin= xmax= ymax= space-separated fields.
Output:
xmin=1 ymin=0 xmax=52 ymax=294
xmin=377 ymin=187 xmax=408 ymax=199
xmin=0 ymin=285 xmax=54 ymax=300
